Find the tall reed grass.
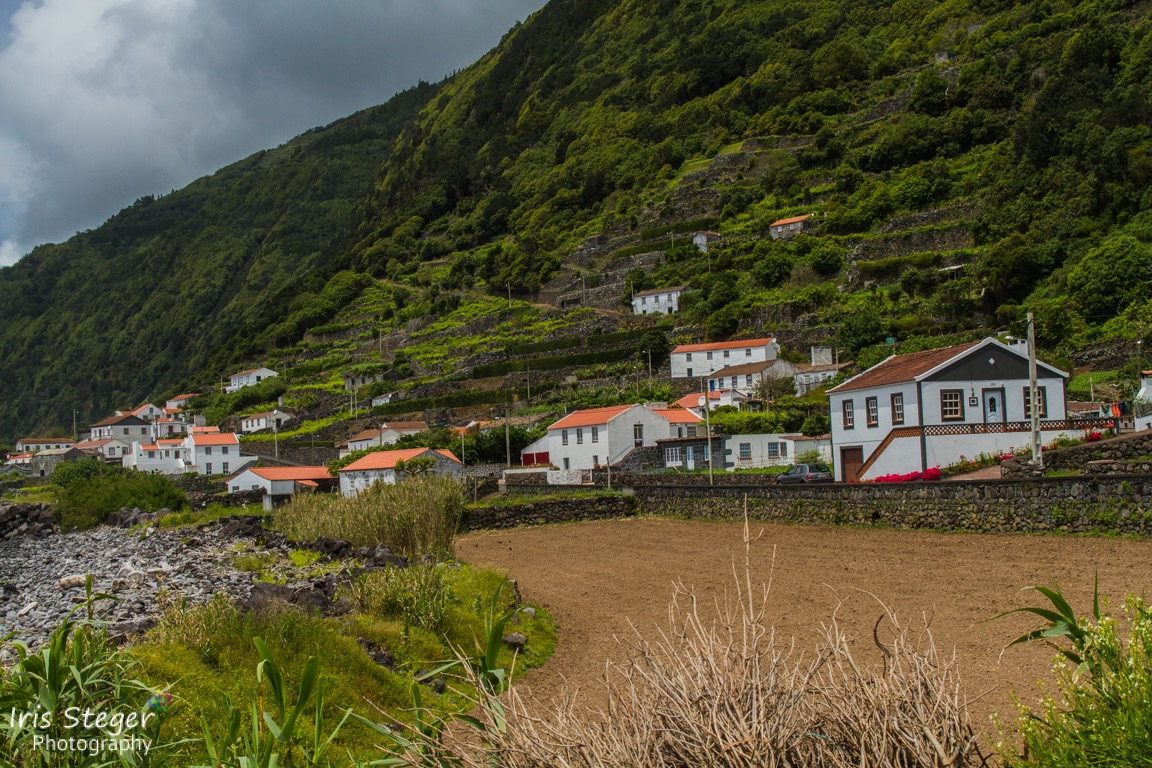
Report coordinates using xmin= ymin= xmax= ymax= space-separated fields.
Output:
xmin=274 ymin=477 xmax=464 ymax=560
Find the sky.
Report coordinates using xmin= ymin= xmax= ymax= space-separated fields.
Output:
xmin=0 ymin=0 xmax=547 ymax=266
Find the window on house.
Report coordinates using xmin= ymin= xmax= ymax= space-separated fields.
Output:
xmin=222 ymin=462 xmax=229 ymax=473
xmin=576 ymin=428 xmax=583 ymax=444
xmin=1023 ymin=386 xmax=1048 ymax=418
xmin=563 ymin=458 xmax=570 ymax=470
xmin=665 ymin=446 xmax=683 ymax=464
xmin=767 ymin=443 xmax=779 ymax=458
xmin=687 ymin=425 xmax=697 ymax=437
xmin=707 ymin=351 xmax=713 ymax=360
xmin=723 ymin=350 xmax=730 ymax=358
xmin=204 ymin=446 xmax=212 ymax=455
xmin=866 ymin=397 xmax=879 ymax=427
xmin=123 ymin=428 xmax=130 ymax=435
xmin=562 ymin=430 xmax=569 ymax=446
xmin=941 ymin=390 xmax=964 ymax=420
xmin=717 ymin=377 xmax=725 ymax=389
xmin=641 ymin=296 xmax=647 ymax=304
xmin=746 ymin=348 xmax=752 ymax=357
xmin=780 ymin=442 xmax=788 ymax=457
xmin=739 ymin=443 xmax=751 ymax=460
xmin=686 ymin=353 xmax=693 ymax=362
xmin=592 ymin=455 xmax=599 ymax=465
xmin=634 ymin=424 xmax=644 ymax=443
xmin=686 ymin=368 xmax=693 ymax=378
xmin=842 ymin=400 xmax=855 ymax=429
xmin=746 ymin=374 xmax=753 ymax=387
xmin=591 ymin=426 xmax=599 ymax=443
xmin=205 ymin=463 xmax=212 ymax=474
xmin=232 ymin=485 xmax=239 ymax=492
xmin=222 ymin=446 xmax=229 ymax=454
xmin=891 ymin=393 xmax=905 ymax=425
xmin=147 ymin=451 xmax=155 ymax=459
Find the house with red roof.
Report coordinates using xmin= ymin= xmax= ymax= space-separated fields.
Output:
xmin=337 ymin=447 xmax=463 ymax=496
xmin=769 ymin=214 xmax=816 ymax=240
xmin=827 ymin=338 xmax=1087 ymax=482
xmin=183 ymin=432 xmax=255 ymax=476
xmin=116 ymin=403 xmax=164 ymax=422
xmin=519 ymin=403 xmax=702 ymax=471
xmin=338 ymin=421 xmax=429 ymax=457
xmin=670 ymin=337 xmax=780 ymax=379
xmin=228 ymin=465 xmax=336 ymax=506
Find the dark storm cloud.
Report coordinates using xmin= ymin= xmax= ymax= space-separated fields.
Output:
xmin=0 ymin=0 xmax=546 ymax=265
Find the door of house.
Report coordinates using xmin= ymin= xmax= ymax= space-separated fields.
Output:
xmin=686 ymin=446 xmax=695 ymax=471
xmin=840 ymin=447 xmax=864 ymax=482
xmin=982 ymin=388 xmax=1004 ymax=424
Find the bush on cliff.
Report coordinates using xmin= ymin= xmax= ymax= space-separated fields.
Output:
xmin=53 ymin=460 xmax=187 ymax=530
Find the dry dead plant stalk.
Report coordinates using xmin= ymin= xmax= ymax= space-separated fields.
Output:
xmin=369 ymin=505 xmax=982 ymax=767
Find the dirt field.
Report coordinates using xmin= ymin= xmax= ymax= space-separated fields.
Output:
xmin=459 ymin=517 xmax=1152 ymax=742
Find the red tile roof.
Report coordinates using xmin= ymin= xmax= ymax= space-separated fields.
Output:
xmin=239 ymin=466 xmax=333 ymax=482
xmin=191 ymin=426 xmax=221 ymax=434
xmin=828 ymin=342 xmax=981 ymax=393
xmin=191 ymin=433 xmax=240 ymax=446
xmin=339 ymin=447 xmax=460 ymax=472
xmin=653 ymin=408 xmax=703 ymax=424
xmin=675 ymin=392 xmax=721 ymax=409
xmin=770 ymin=214 xmax=812 ymax=227
xmin=549 ymin=405 xmax=634 ymax=430
xmin=672 ymin=337 xmax=776 ymax=354
xmin=708 ymin=360 xmax=779 ymax=378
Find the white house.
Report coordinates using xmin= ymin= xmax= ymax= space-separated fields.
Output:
xmin=674 ymin=390 xmax=747 ymax=415
xmin=150 ymin=418 xmax=189 ymax=440
xmin=519 ymin=404 xmax=701 ymax=471
xmin=706 ymin=359 xmax=797 ymax=392
xmin=827 ymin=338 xmax=1094 ymax=482
xmin=74 ymin=437 xmax=133 ymax=463
xmin=123 ymin=441 xmax=187 ymax=474
xmin=726 ymin=434 xmax=832 ymax=469
xmin=184 ymin=432 xmax=255 ymax=476
xmin=165 ymin=393 xmax=197 ymax=411
xmin=117 ymin=403 xmax=164 ymax=422
xmin=769 ymin=214 xmax=816 ymax=240
xmin=631 ymin=286 xmax=685 ymax=316
xmin=371 ymin=392 xmax=400 ymax=408
xmin=89 ymin=414 xmax=152 ymax=442
xmin=4 ymin=453 xmax=32 ymax=467
xmin=225 ymin=368 xmax=278 ymax=393
xmin=240 ymin=409 xmax=291 ymax=434
xmin=670 ymin=337 xmax=780 ymax=380
xmin=339 ymin=421 xmax=428 ymax=457
xmin=14 ymin=437 xmax=75 ymax=453
xmin=338 ymin=448 xmax=463 ymax=496
xmin=692 ymin=231 xmax=722 ymax=251
xmin=228 ymin=465 xmax=335 ymax=507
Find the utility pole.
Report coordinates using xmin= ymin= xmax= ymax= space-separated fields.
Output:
xmin=506 ymin=283 xmax=512 ymax=310
xmin=1137 ymin=340 xmax=1143 ymax=394
xmin=645 ymin=348 xmax=652 ymax=378
xmin=1027 ymin=312 xmax=1042 ymax=467
xmin=526 ymin=362 xmax=531 ymax=408
xmin=699 ymin=389 xmax=714 ymax=486
xmin=505 ymin=405 xmax=511 ymax=468
xmin=273 ymin=418 xmax=279 ymax=461
xmin=72 ymin=410 xmax=77 ymax=439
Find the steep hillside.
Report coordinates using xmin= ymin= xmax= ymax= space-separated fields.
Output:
xmin=3 ymin=0 xmax=1152 ymax=441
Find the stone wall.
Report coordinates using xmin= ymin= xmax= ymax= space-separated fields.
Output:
xmin=1002 ymin=430 xmax=1152 ymax=478
xmin=244 ymin=442 xmax=340 ymax=466
xmin=187 ymin=489 xmax=265 ymax=510
xmin=463 ymin=495 xmax=637 ymax=530
xmin=591 ymin=470 xmax=779 ymax=487
xmin=627 ymin=476 xmax=1152 ymax=535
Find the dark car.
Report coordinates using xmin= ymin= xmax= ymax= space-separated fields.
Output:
xmin=776 ymin=463 xmax=834 ymax=484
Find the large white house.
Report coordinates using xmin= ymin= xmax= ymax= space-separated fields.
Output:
xmin=14 ymin=437 xmax=75 ymax=453
xmin=726 ymin=433 xmax=832 ymax=469
xmin=827 ymin=338 xmax=1094 ymax=482
xmin=240 ymin=409 xmax=291 ymax=434
xmin=123 ymin=441 xmax=186 ymax=474
xmin=670 ymin=337 xmax=780 ymax=379
xmin=184 ymin=432 xmax=255 ymax=476
xmin=89 ymin=414 xmax=151 ymax=442
xmin=338 ymin=447 xmax=463 ymax=496
xmin=226 ymin=367 xmax=278 ymax=393
xmin=631 ymin=286 xmax=684 ymax=316
xmin=519 ymin=404 xmax=702 ymax=471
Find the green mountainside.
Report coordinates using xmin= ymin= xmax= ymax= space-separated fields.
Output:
xmin=3 ymin=0 xmax=1152 ymax=442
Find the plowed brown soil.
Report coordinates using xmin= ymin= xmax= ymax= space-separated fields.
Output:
xmin=458 ymin=517 xmax=1152 ymax=742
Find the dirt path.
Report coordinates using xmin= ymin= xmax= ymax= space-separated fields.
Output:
xmin=458 ymin=518 xmax=1152 ymax=742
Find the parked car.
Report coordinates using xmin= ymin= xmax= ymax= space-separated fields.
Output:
xmin=776 ymin=463 xmax=834 ymax=484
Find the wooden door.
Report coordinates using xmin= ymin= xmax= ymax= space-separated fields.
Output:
xmin=840 ymin=446 xmax=864 ymax=482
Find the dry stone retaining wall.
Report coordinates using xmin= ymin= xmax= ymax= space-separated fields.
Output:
xmin=463 ymin=495 xmax=637 ymax=530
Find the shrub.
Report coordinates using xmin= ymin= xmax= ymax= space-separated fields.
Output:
xmin=342 ymin=564 xmax=450 ymax=634
xmin=273 ymin=476 xmax=464 ymax=560
xmin=994 ymin=582 xmax=1152 ymax=767
xmin=55 ymin=470 xmax=187 ymax=530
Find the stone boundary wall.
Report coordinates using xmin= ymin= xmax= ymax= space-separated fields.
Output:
xmin=463 ymin=496 xmax=637 ymax=530
xmin=590 ymin=470 xmax=778 ymax=487
xmin=1002 ymin=430 xmax=1152 ymax=478
xmin=501 ymin=476 xmax=1152 ymax=535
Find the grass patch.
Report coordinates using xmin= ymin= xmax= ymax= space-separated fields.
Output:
xmin=154 ymin=501 xmax=265 ymax=528
xmin=273 ymin=476 xmax=464 ymax=559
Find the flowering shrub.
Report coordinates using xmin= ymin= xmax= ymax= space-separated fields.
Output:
xmin=872 ymin=467 xmax=941 ymax=483
xmin=1084 ymin=430 xmax=1103 ymax=442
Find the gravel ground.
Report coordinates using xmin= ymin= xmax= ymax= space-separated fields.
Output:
xmin=0 ymin=519 xmax=273 ymax=657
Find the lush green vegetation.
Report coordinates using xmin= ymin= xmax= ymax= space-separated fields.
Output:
xmin=273 ymin=476 xmax=464 ymax=558
xmin=3 ymin=0 xmax=1152 ymax=446
xmin=52 ymin=458 xmax=186 ymax=530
